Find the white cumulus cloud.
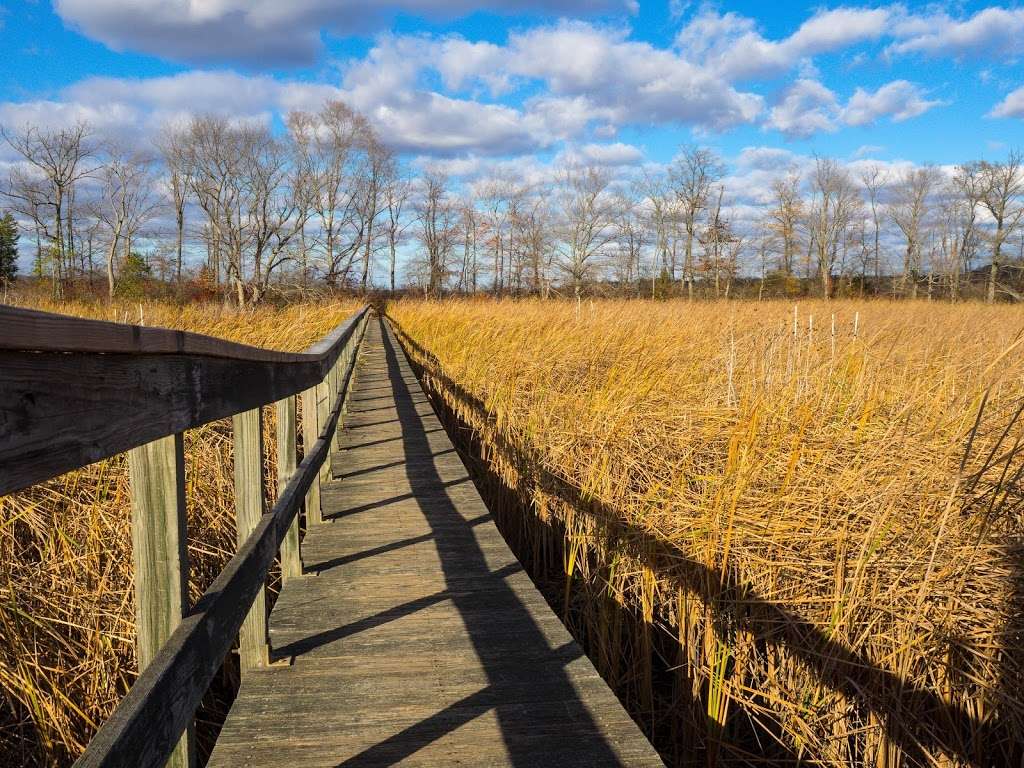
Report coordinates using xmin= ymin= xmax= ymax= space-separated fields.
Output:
xmin=675 ymin=7 xmax=890 ymax=81
xmin=766 ymin=79 xmax=839 ymax=139
xmin=562 ymin=142 xmax=644 ymax=167
xmin=841 ymin=80 xmax=945 ymax=126
xmin=989 ymin=86 xmax=1024 ymax=119
xmin=54 ymin=0 xmax=635 ymax=66
xmin=888 ymin=6 xmax=1024 ymax=59
xmin=764 ymin=78 xmax=943 ymax=139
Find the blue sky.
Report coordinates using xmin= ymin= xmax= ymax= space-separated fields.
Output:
xmin=0 ymin=1 xmax=1022 ymax=182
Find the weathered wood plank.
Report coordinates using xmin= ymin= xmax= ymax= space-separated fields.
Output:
xmin=0 ymin=304 xmax=312 ymax=361
xmin=207 ymin=318 xmax=663 ymax=768
xmin=72 ymin=365 xmax=349 ymax=768
xmin=233 ymin=408 xmax=269 ymax=673
xmin=315 ymin=378 xmax=330 ymax=491
xmin=126 ymin=433 xmax=194 ymax=768
xmin=301 ymin=385 xmax=322 ymax=526
xmin=0 ymin=306 xmax=368 ymax=496
xmin=276 ymin=396 xmax=301 ymax=581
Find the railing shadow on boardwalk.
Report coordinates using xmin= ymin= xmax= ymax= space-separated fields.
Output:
xmin=330 ymin=325 xmax=627 ymax=767
xmin=271 ymin=321 xmax=649 ymax=768
xmin=392 ymin=322 xmax=1019 ymax=768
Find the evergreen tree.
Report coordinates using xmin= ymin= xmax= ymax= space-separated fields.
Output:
xmin=115 ymin=251 xmax=151 ymax=298
xmin=0 ymin=212 xmax=17 ymax=286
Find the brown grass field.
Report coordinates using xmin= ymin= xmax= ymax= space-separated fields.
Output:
xmin=0 ymin=296 xmax=360 ymax=766
xmin=388 ymin=298 xmax=1024 ymax=767
xmin=5 ymin=295 xmax=1024 ymax=767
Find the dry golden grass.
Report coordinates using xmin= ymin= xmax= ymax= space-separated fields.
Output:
xmin=0 ymin=296 xmax=361 ymax=766
xmin=388 ymin=297 xmax=1024 ymax=767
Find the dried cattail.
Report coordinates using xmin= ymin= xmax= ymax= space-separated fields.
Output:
xmin=1 ymin=294 xmax=361 ymax=764
xmin=390 ymin=296 xmax=1024 ymax=768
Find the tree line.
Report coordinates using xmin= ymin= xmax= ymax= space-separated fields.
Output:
xmin=403 ymin=147 xmax=1024 ymax=302
xmin=2 ymin=98 xmax=1022 ymax=303
xmin=1 ymin=101 xmax=401 ymax=303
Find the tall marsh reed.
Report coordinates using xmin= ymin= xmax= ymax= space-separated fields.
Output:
xmin=389 ymin=298 xmax=1024 ymax=767
xmin=0 ymin=297 xmax=359 ymax=765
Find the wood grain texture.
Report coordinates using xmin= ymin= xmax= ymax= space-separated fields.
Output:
xmin=301 ymin=385 xmax=323 ymax=526
xmin=207 ymin=318 xmax=664 ymax=768
xmin=126 ymin=433 xmax=194 ymax=768
xmin=276 ymin=396 xmax=301 ymax=582
xmin=73 ymin=343 xmax=354 ymax=768
xmin=0 ymin=306 xmax=368 ymax=496
xmin=233 ymin=408 xmax=269 ymax=673
xmin=1 ymin=304 xmax=308 ymax=361
xmin=315 ymin=378 xmax=330 ymax=491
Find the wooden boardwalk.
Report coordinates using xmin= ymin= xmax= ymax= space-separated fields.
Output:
xmin=208 ymin=317 xmax=663 ymax=767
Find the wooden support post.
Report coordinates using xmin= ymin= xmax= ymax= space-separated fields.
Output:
xmin=327 ymin=360 xmax=338 ymax=412
xmin=301 ymin=385 xmax=322 ymax=525
xmin=335 ymin=322 xmax=363 ymax=448
xmin=232 ymin=408 xmax=268 ymax=672
xmin=337 ymin=352 xmax=348 ymax=420
xmin=317 ymin=376 xmax=331 ymax=483
xmin=276 ymin=396 xmax=301 ymax=581
xmin=127 ymin=433 xmax=195 ymax=768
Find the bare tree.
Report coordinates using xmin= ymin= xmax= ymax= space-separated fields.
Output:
xmin=669 ymin=146 xmax=724 ymax=299
xmin=614 ymin=190 xmax=645 ymax=296
xmin=454 ymin=197 xmax=478 ymax=294
xmin=518 ymin=193 xmax=553 ymax=296
xmin=888 ymin=165 xmax=942 ymax=299
xmin=244 ymin=127 xmax=310 ymax=303
xmin=978 ymin=150 xmax=1024 ymax=303
xmin=478 ymin=178 xmax=516 ymax=296
xmin=938 ymin=163 xmax=985 ymax=301
xmin=355 ymin=135 xmax=393 ymax=293
xmin=182 ymin=115 xmax=236 ymax=295
xmin=506 ymin=189 xmax=527 ymax=295
xmin=806 ymin=157 xmax=862 ymax=298
xmin=723 ymin=233 xmax=744 ymax=299
xmin=383 ymin=173 xmax=412 ymax=294
xmin=95 ymin=146 xmax=159 ymax=298
xmin=1 ymin=121 xmax=95 ymax=295
xmin=698 ymin=185 xmax=738 ymax=298
xmin=156 ymin=126 xmax=192 ymax=293
xmin=753 ymin=218 xmax=773 ymax=299
xmin=636 ymin=170 xmax=675 ymax=285
xmin=858 ymin=165 xmax=888 ymax=292
xmin=78 ymin=213 xmax=104 ymax=287
xmin=555 ymin=164 xmax=617 ymax=298
xmin=180 ymin=116 xmax=309 ymax=305
xmin=417 ymin=173 xmax=455 ymax=296
xmin=768 ymin=172 xmax=803 ymax=280
xmin=288 ymin=101 xmax=367 ymax=288
xmin=3 ymin=168 xmax=52 ymax=285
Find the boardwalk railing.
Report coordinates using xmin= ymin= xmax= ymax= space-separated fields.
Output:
xmin=0 ymin=304 xmax=370 ymax=768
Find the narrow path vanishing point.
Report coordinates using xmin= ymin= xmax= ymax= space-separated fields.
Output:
xmin=208 ymin=316 xmax=664 ymax=767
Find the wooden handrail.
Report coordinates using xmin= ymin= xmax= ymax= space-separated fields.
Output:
xmin=0 ymin=305 xmax=370 ymax=495
xmin=1 ymin=304 xmax=370 ymax=768
xmin=0 ymin=305 xmax=313 ymax=361
xmin=73 ymin=330 xmax=363 ymax=768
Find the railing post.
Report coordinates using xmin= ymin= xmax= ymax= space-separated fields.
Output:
xmin=336 ymin=319 xmax=363 ymax=447
xmin=329 ymin=356 xmax=340 ymax=408
xmin=301 ymin=385 xmax=323 ymax=525
xmin=316 ymin=374 xmax=331 ymax=488
xmin=276 ymin=395 xmax=301 ymax=580
xmin=127 ymin=433 xmax=195 ymax=768
xmin=329 ymin=354 xmax=342 ymax=452
xmin=232 ymin=407 xmax=269 ymax=672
